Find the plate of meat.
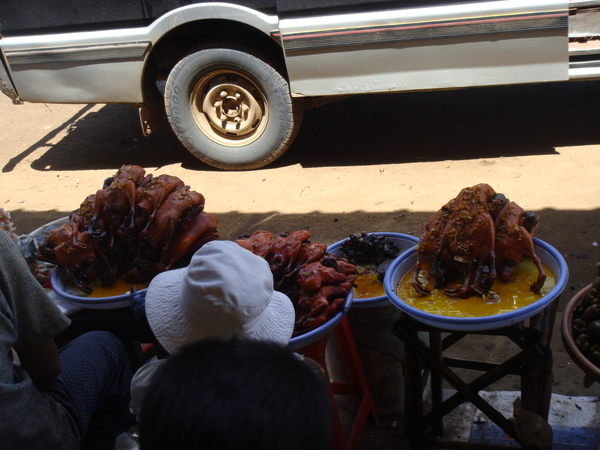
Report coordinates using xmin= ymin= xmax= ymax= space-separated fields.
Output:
xmin=384 ymin=238 xmax=567 ymax=331
xmin=383 ymin=184 xmax=568 ymax=331
xmin=235 ymin=230 xmax=356 ymax=350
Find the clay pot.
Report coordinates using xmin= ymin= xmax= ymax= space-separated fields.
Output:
xmin=561 ymin=284 xmax=600 ymax=384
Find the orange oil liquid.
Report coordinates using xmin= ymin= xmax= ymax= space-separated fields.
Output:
xmin=395 ymin=257 xmax=555 ymax=318
xmin=82 ymin=277 xmax=147 ymax=298
xmin=353 ymin=266 xmax=386 ymax=299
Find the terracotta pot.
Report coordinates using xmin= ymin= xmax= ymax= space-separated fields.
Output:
xmin=561 ymin=284 xmax=600 ymax=383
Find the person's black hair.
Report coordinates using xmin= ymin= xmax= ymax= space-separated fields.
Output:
xmin=138 ymin=337 xmax=331 ymax=450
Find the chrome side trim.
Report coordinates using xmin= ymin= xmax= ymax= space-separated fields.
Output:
xmin=5 ymin=41 xmax=150 ymax=66
xmin=570 ymin=0 xmax=600 ymax=9
xmin=569 ymin=61 xmax=600 ymax=78
xmin=280 ymin=10 xmax=568 ymax=51
xmin=569 ymin=46 xmax=600 ymax=55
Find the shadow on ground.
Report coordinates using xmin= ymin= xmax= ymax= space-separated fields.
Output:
xmin=8 ymin=206 xmax=599 ymax=297
xmin=4 ymin=80 xmax=600 ymax=173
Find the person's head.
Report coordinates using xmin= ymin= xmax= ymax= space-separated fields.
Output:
xmin=138 ymin=337 xmax=331 ymax=450
xmin=144 ymin=240 xmax=295 ymax=354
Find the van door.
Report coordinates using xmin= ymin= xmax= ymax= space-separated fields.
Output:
xmin=276 ymin=0 xmax=569 ymax=96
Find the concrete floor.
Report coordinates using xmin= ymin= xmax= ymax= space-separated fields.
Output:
xmin=339 ymin=390 xmax=600 ymax=449
xmin=116 ymin=391 xmax=600 ymax=449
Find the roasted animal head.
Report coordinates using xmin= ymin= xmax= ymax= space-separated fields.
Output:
xmin=38 ymin=165 xmax=220 ymax=290
xmin=410 ymin=184 xmax=544 ymax=298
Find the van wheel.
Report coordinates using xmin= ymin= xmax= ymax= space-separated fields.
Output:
xmin=164 ymin=48 xmax=302 ymax=170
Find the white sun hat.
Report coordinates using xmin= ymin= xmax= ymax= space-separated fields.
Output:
xmin=144 ymin=240 xmax=295 ymax=354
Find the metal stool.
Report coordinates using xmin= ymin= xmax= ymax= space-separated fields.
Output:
xmin=297 ymin=315 xmax=380 ymax=450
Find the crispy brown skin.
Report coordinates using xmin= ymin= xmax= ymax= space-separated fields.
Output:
xmin=38 ymin=165 xmax=219 ymax=290
xmin=411 ymin=183 xmax=544 ymax=298
xmin=235 ymin=230 xmax=357 ymax=336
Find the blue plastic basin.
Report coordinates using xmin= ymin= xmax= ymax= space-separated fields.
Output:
xmin=383 ymin=238 xmax=568 ymax=331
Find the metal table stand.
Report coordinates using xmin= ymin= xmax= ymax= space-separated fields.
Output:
xmin=393 ymin=299 xmax=558 ymax=449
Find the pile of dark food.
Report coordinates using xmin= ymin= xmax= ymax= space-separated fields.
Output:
xmin=570 ymin=263 xmax=600 ymax=369
xmin=38 ymin=165 xmax=219 ymax=293
xmin=236 ymin=230 xmax=357 ymax=336
xmin=411 ymin=183 xmax=546 ymax=299
xmin=338 ymin=232 xmax=401 ymax=281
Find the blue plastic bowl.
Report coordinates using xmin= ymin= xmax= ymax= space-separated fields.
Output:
xmin=288 ymin=289 xmax=353 ymax=351
xmin=383 ymin=238 xmax=568 ymax=331
xmin=51 ymin=266 xmax=147 ymax=310
xmin=327 ymin=232 xmax=418 ymax=308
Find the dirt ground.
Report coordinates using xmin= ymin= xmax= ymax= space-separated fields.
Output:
xmin=1 ymin=80 xmax=600 ymax=400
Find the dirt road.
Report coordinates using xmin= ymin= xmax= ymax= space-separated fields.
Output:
xmin=1 ymin=80 xmax=600 ymax=397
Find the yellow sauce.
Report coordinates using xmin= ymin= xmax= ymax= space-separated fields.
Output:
xmin=395 ymin=257 xmax=555 ymax=318
xmin=66 ymin=277 xmax=148 ymax=298
xmin=353 ymin=266 xmax=386 ymax=299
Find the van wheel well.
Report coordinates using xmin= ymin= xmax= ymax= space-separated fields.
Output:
xmin=139 ymin=20 xmax=287 ymax=136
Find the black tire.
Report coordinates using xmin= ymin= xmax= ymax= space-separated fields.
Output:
xmin=164 ymin=47 xmax=302 ymax=170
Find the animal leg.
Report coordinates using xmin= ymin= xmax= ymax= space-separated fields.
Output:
xmin=445 ymin=268 xmax=473 ymax=298
xmin=471 ymin=259 xmax=495 ymax=295
xmin=520 ymin=227 xmax=547 ymax=292
xmin=411 ymin=261 xmax=431 ymax=295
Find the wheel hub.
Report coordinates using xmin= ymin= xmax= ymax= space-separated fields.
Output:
xmin=194 ymin=72 xmax=266 ymax=143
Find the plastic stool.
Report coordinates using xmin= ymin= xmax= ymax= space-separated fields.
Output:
xmin=126 ymin=341 xmax=168 ymax=370
xmin=297 ymin=315 xmax=379 ymax=450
